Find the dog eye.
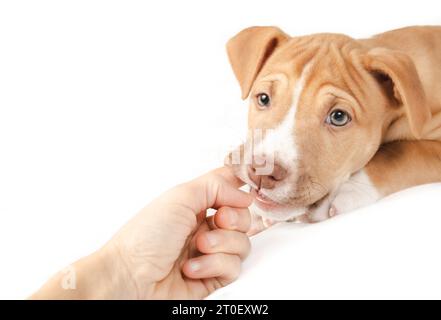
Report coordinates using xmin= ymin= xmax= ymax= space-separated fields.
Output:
xmin=327 ymin=109 xmax=351 ymax=126
xmin=256 ymin=93 xmax=271 ymax=108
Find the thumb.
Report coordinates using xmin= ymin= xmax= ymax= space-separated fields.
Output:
xmin=169 ymin=167 xmax=254 ymax=215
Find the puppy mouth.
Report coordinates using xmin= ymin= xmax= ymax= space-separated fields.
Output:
xmin=250 ymin=188 xmax=290 ymax=212
xmin=250 ymin=186 xmax=329 ymax=215
xmin=234 ymin=165 xmax=329 ymax=219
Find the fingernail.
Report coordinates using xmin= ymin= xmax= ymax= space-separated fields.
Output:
xmin=205 ymin=233 xmax=218 ymax=247
xmin=189 ymin=261 xmax=201 ymax=272
xmin=229 ymin=210 xmax=238 ymax=229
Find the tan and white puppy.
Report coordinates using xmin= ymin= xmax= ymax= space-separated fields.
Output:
xmin=225 ymin=26 xmax=441 ymax=229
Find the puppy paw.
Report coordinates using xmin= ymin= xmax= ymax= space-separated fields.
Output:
xmin=247 ymin=212 xmax=276 ymax=236
xmin=305 ymin=193 xmax=337 ymax=222
xmin=306 ymin=170 xmax=380 ymax=222
xmin=331 ymin=170 xmax=380 ymax=214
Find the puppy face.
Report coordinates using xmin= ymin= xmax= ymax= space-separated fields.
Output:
xmin=226 ymin=27 xmax=429 ymax=221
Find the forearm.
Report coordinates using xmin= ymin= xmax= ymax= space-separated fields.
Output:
xmin=29 ymin=247 xmax=135 ymax=300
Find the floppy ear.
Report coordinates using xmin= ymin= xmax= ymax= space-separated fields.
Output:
xmin=363 ymin=48 xmax=431 ymax=139
xmin=226 ymin=26 xmax=289 ymax=99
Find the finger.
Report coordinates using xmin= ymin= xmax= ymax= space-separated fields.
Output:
xmin=175 ymin=170 xmax=253 ymax=214
xmin=196 ymin=210 xmax=207 ymax=225
xmin=211 ymin=166 xmax=244 ymax=189
xmin=213 ymin=207 xmax=251 ymax=232
xmin=200 ymin=174 xmax=253 ymax=209
xmin=199 ymin=170 xmax=253 ymax=209
xmin=206 ymin=215 xmax=217 ymax=230
xmin=182 ymin=253 xmax=241 ymax=283
xmin=196 ymin=229 xmax=251 ymax=259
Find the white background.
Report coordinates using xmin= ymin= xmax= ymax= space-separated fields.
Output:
xmin=0 ymin=0 xmax=440 ymax=299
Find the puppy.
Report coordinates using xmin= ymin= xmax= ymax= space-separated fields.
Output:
xmin=225 ymin=26 xmax=441 ymax=231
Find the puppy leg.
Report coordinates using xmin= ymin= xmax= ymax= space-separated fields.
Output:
xmin=308 ymin=140 xmax=441 ymax=222
xmin=247 ymin=210 xmax=276 ymax=236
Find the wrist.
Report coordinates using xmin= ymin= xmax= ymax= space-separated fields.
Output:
xmin=59 ymin=246 xmax=138 ymax=299
xmin=87 ymin=244 xmax=139 ymax=299
xmin=30 ymin=246 xmax=139 ymax=300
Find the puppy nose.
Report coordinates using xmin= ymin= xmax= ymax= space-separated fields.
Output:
xmin=247 ymin=162 xmax=288 ymax=189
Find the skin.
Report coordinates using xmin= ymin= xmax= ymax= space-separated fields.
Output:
xmin=30 ymin=167 xmax=253 ymax=300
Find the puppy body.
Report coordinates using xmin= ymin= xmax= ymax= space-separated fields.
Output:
xmin=226 ymin=26 xmax=441 ymax=223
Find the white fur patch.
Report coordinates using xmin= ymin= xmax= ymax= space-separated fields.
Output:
xmin=307 ymin=170 xmax=380 ymax=222
xmin=248 ymin=64 xmax=313 ymax=221
xmin=306 ymin=192 xmax=337 ymax=222
xmin=249 ymin=202 xmax=305 ymax=222
xmin=332 ymin=170 xmax=380 ymax=214
xmin=253 ymin=63 xmax=312 ymax=170
xmin=249 ymin=203 xmax=306 ymax=221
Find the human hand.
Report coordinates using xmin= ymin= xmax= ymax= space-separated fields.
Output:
xmin=31 ymin=167 xmax=253 ymax=300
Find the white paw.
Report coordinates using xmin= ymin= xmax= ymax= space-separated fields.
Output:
xmin=305 ymin=193 xmax=337 ymax=222
xmin=307 ymin=170 xmax=380 ymax=222
xmin=332 ymin=170 xmax=381 ymax=214
xmin=247 ymin=210 xmax=276 ymax=236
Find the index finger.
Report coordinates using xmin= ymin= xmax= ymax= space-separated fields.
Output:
xmin=197 ymin=167 xmax=252 ymax=210
xmin=167 ymin=167 xmax=253 ymax=214
xmin=210 ymin=167 xmax=246 ymax=189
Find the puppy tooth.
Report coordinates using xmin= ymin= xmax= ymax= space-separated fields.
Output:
xmin=329 ymin=206 xmax=337 ymax=217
